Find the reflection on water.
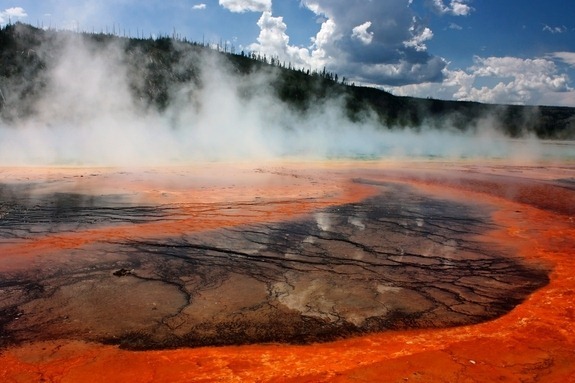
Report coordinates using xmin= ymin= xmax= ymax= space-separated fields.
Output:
xmin=0 ymin=180 xmax=549 ymax=349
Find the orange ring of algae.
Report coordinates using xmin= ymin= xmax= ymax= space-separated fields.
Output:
xmin=0 ymin=162 xmax=574 ymax=383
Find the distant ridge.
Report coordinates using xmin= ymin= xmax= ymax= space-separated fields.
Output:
xmin=1 ymin=22 xmax=574 ymax=139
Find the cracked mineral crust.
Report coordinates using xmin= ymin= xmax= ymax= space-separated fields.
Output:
xmin=0 ymin=176 xmax=549 ymax=349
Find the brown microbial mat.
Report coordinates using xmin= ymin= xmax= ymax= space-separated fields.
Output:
xmin=0 ymin=160 xmax=574 ymax=382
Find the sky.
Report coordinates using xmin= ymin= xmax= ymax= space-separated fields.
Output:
xmin=1 ymin=0 xmax=575 ymax=107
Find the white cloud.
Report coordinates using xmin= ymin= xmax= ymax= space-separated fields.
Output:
xmin=543 ymin=24 xmax=567 ymax=34
xmin=470 ymin=56 xmax=565 ymax=86
xmin=309 ymin=17 xmax=339 ymax=66
xmin=429 ymin=0 xmax=473 ymax=16
xmin=351 ymin=21 xmax=374 ymax=45
xmin=312 ymin=18 xmax=338 ymax=50
xmin=450 ymin=0 xmax=473 ymax=16
xmin=248 ymin=11 xmax=311 ymax=67
xmin=4 ymin=7 xmax=27 ymax=18
xmin=192 ymin=4 xmax=207 ymax=10
xmin=404 ymin=25 xmax=433 ymax=52
xmin=448 ymin=22 xmax=462 ymax=30
xmin=430 ymin=0 xmax=449 ymax=13
xmin=253 ymin=11 xmax=289 ymax=50
xmin=219 ymin=0 xmax=271 ymax=13
xmin=248 ymin=0 xmax=447 ymax=86
xmin=0 ymin=7 xmax=28 ymax=24
xmin=464 ymin=56 xmax=571 ymax=104
xmin=548 ymin=52 xmax=575 ymax=67
xmin=392 ymin=55 xmax=574 ymax=106
xmin=358 ymin=56 xmax=446 ymax=86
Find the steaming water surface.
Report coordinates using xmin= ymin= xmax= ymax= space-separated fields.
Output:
xmin=0 ymin=166 xmax=553 ymax=349
xmin=1 ymin=31 xmax=572 ymax=166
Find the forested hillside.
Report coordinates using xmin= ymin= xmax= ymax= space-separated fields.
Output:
xmin=1 ymin=23 xmax=574 ymax=139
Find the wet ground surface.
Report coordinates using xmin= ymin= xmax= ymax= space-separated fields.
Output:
xmin=0 ymin=160 xmax=573 ymax=382
xmin=0 ymin=180 xmax=548 ymax=349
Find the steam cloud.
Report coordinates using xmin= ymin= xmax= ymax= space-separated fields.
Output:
xmin=0 ymin=32 xmax=567 ymax=166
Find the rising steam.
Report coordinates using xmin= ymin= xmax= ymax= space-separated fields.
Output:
xmin=0 ymin=31 xmax=568 ymax=166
